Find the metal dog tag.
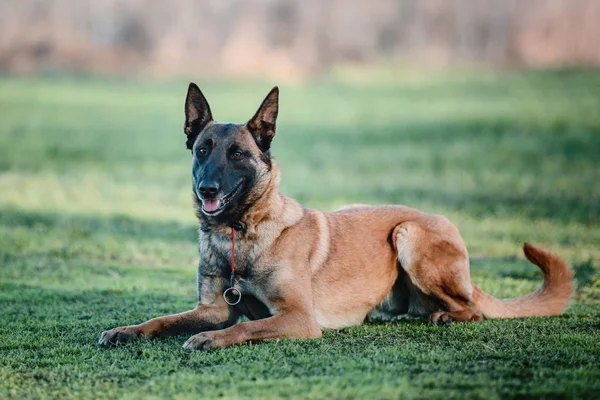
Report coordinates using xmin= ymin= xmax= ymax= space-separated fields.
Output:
xmin=223 ymin=287 xmax=242 ymax=306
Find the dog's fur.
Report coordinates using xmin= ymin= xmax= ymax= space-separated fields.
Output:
xmin=99 ymin=84 xmax=575 ymax=350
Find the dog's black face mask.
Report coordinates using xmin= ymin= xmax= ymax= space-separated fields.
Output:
xmin=190 ymin=123 xmax=261 ymax=221
xmin=183 ymin=83 xmax=278 ymax=226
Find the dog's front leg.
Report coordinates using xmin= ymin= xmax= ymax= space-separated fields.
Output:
xmin=98 ymin=303 xmax=235 ymax=345
xmin=183 ymin=267 xmax=322 ymax=350
xmin=182 ymin=309 xmax=322 ymax=350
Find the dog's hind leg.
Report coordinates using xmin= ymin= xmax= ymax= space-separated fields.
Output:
xmin=393 ymin=216 xmax=483 ymax=324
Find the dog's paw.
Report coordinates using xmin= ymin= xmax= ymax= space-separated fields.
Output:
xmin=98 ymin=326 xmax=141 ymax=346
xmin=430 ymin=311 xmax=453 ymax=326
xmin=182 ymin=332 xmax=217 ymax=351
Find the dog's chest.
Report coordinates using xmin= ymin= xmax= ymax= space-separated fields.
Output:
xmin=197 ymin=230 xmax=260 ymax=276
xmin=197 ymin=231 xmax=277 ymax=316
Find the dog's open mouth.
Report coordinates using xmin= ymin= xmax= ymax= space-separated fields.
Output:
xmin=201 ymin=181 xmax=243 ymax=215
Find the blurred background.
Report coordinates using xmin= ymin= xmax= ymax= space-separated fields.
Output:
xmin=1 ymin=0 xmax=600 ymax=78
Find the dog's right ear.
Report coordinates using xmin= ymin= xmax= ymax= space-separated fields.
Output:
xmin=184 ymin=83 xmax=213 ymax=151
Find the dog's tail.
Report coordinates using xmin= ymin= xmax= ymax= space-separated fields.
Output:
xmin=472 ymin=243 xmax=575 ymax=318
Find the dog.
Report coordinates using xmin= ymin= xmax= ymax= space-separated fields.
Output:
xmin=99 ymin=84 xmax=575 ymax=350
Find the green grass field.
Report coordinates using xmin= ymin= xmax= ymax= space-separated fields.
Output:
xmin=1 ymin=69 xmax=599 ymax=399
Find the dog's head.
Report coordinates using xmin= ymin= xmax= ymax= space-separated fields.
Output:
xmin=183 ymin=83 xmax=278 ymax=225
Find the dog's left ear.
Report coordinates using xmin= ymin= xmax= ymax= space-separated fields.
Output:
xmin=247 ymin=86 xmax=279 ymax=152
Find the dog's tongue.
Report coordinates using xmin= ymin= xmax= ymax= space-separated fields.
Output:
xmin=203 ymin=199 xmax=220 ymax=213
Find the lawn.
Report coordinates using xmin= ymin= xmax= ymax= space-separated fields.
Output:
xmin=0 ymin=69 xmax=599 ymax=399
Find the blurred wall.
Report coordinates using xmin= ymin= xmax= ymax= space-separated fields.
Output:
xmin=1 ymin=0 xmax=599 ymax=78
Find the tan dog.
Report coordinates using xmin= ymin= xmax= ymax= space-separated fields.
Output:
xmin=99 ymin=85 xmax=575 ymax=350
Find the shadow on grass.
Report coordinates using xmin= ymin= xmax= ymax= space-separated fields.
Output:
xmin=293 ymin=119 xmax=600 ymax=162
xmin=0 ymin=207 xmax=197 ymax=243
xmin=470 ymin=256 xmax=543 ymax=281
xmin=573 ymin=259 xmax=598 ymax=288
xmin=0 ymin=281 xmax=194 ymax=326
xmin=471 ymin=256 xmax=599 ymax=288
xmin=377 ymin=187 xmax=599 ymax=226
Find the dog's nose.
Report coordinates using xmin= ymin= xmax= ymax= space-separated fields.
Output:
xmin=199 ymin=181 xmax=219 ymax=197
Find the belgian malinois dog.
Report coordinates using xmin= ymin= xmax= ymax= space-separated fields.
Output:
xmin=99 ymin=84 xmax=575 ymax=350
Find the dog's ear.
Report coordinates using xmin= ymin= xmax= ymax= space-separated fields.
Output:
xmin=247 ymin=86 xmax=278 ymax=152
xmin=184 ymin=83 xmax=213 ymax=151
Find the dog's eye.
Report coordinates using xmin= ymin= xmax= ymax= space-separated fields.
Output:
xmin=198 ymin=148 xmax=207 ymax=156
xmin=232 ymin=152 xmax=242 ymax=159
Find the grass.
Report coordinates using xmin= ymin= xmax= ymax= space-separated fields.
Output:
xmin=1 ymin=68 xmax=599 ymax=399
